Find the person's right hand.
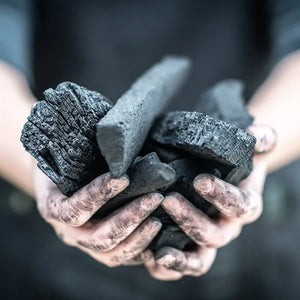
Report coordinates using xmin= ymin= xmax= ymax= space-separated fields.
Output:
xmin=33 ymin=166 xmax=163 ymax=267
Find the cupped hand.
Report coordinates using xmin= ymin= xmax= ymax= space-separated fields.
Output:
xmin=33 ymin=167 xmax=163 ymax=267
xmin=143 ymin=125 xmax=277 ymax=280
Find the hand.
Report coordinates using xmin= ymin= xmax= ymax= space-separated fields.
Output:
xmin=33 ymin=167 xmax=163 ymax=267
xmin=143 ymin=125 xmax=277 ymax=280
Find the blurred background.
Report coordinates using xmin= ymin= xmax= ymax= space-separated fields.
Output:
xmin=0 ymin=0 xmax=300 ymax=299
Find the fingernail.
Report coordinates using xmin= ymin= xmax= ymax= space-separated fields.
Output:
xmin=194 ymin=175 xmax=213 ymax=194
xmin=248 ymin=125 xmax=277 ymax=153
xmin=156 ymin=254 xmax=176 ymax=266
xmin=110 ymin=175 xmax=130 ymax=190
xmin=149 ymin=217 xmax=162 ymax=227
xmin=141 ymin=193 xmax=164 ymax=211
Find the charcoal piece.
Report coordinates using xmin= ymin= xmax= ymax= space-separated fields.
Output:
xmin=97 ymin=56 xmax=192 ymax=178
xmin=197 ymin=79 xmax=253 ymax=129
xmin=21 ymin=82 xmax=112 ymax=196
xmin=149 ymin=207 xmax=193 ymax=251
xmin=96 ymin=152 xmax=176 ymax=219
xmin=150 ymin=111 xmax=256 ymax=181
xmin=142 ymin=140 xmax=185 ymax=163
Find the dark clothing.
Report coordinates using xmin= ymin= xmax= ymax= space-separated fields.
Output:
xmin=0 ymin=1 xmax=300 ymax=299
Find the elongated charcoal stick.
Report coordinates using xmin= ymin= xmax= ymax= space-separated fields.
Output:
xmin=96 ymin=56 xmax=191 ymax=177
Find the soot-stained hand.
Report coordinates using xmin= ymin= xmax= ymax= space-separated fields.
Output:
xmin=33 ymin=167 xmax=163 ymax=267
xmin=143 ymin=125 xmax=277 ymax=280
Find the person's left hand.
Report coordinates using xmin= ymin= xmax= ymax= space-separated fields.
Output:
xmin=142 ymin=124 xmax=277 ymax=280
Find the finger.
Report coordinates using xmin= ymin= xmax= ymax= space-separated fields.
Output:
xmin=155 ymin=247 xmax=187 ymax=269
xmin=155 ymin=247 xmax=217 ymax=276
xmin=193 ymin=174 xmax=262 ymax=220
xmin=162 ymin=193 xmax=242 ymax=248
xmin=144 ymin=251 xmax=183 ymax=281
xmin=76 ymin=193 xmax=163 ymax=251
xmin=79 ymin=218 xmax=161 ymax=267
xmin=247 ymin=125 xmax=277 ymax=154
xmin=122 ymin=249 xmax=154 ymax=266
xmin=35 ymin=169 xmax=129 ymax=226
xmin=122 ymin=255 xmax=144 ymax=266
xmin=105 ymin=218 xmax=162 ymax=267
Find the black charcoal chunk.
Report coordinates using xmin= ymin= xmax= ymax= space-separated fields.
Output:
xmin=197 ymin=79 xmax=253 ymax=129
xmin=96 ymin=152 xmax=176 ymax=218
xmin=142 ymin=140 xmax=185 ymax=163
xmin=21 ymin=82 xmax=112 ymax=196
xmin=151 ymin=111 xmax=256 ymax=181
xmin=97 ymin=56 xmax=191 ymax=178
xmin=150 ymin=207 xmax=193 ymax=251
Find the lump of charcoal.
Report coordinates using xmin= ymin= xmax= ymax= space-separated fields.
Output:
xmin=97 ymin=56 xmax=191 ymax=178
xmin=196 ymin=79 xmax=253 ymax=130
xmin=141 ymin=140 xmax=185 ymax=163
xmin=96 ymin=152 xmax=176 ymax=219
xmin=21 ymin=82 xmax=112 ymax=196
xmin=149 ymin=207 xmax=193 ymax=251
xmin=150 ymin=111 xmax=256 ymax=181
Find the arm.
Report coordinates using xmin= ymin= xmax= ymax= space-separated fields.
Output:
xmin=0 ymin=60 xmax=35 ymax=195
xmin=0 ymin=0 xmax=34 ymax=194
xmin=249 ymin=50 xmax=300 ymax=171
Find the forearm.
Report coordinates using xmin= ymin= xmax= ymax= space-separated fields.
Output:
xmin=0 ymin=60 xmax=35 ymax=195
xmin=248 ymin=50 xmax=300 ymax=172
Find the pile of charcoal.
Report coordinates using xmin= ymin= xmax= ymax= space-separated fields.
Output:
xmin=21 ymin=56 xmax=256 ymax=250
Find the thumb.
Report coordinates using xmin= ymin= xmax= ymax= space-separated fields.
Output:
xmin=247 ymin=125 xmax=277 ymax=154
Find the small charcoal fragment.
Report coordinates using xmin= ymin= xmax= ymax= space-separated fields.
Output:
xmin=96 ymin=152 xmax=176 ymax=218
xmin=141 ymin=140 xmax=185 ymax=163
xmin=97 ymin=56 xmax=191 ymax=178
xmin=21 ymin=82 xmax=112 ymax=196
xmin=196 ymin=79 xmax=253 ymax=129
xmin=151 ymin=111 xmax=256 ymax=181
xmin=150 ymin=206 xmax=193 ymax=251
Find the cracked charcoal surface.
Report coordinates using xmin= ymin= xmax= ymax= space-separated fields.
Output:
xmin=21 ymin=82 xmax=112 ymax=196
xmin=150 ymin=111 xmax=256 ymax=180
xmin=97 ymin=56 xmax=191 ymax=178
xmin=196 ymin=79 xmax=254 ymax=130
xmin=95 ymin=152 xmax=176 ymax=219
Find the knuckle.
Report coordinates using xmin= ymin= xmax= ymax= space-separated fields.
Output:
xmin=93 ymin=235 xmax=114 ymax=251
xmin=60 ymin=210 xmax=82 ymax=226
xmin=92 ymin=225 xmax=122 ymax=251
xmin=106 ymin=260 xmax=120 ymax=268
